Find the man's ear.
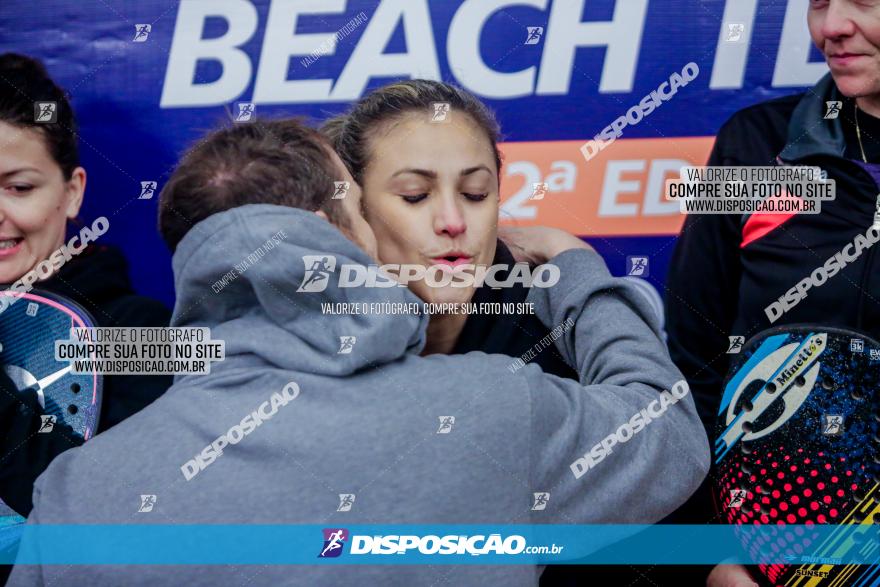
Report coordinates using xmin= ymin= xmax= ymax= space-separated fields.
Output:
xmin=315 ymin=210 xmax=329 ymax=222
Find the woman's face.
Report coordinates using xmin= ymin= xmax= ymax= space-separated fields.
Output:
xmin=360 ymin=112 xmax=499 ymax=305
xmin=809 ymin=0 xmax=880 ymax=98
xmin=0 ymin=121 xmax=84 ymax=283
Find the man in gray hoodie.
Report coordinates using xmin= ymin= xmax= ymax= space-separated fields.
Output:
xmin=9 ymin=119 xmax=709 ymax=586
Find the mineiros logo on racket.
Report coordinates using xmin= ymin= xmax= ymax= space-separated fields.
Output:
xmin=715 ymin=332 xmax=826 ymax=463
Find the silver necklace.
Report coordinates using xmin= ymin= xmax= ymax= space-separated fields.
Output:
xmin=855 ymin=101 xmax=869 ymax=163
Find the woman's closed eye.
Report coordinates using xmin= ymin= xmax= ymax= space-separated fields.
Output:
xmin=400 ymin=193 xmax=428 ymax=204
xmin=5 ymin=184 xmax=34 ymax=195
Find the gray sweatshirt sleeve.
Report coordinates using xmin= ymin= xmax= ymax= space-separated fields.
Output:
xmin=522 ymin=248 xmax=710 ymax=524
xmin=6 ymin=484 xmax=45 ymax=586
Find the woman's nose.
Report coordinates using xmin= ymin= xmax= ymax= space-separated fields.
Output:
xmin=433 ymin=195 xmax=467 ymax=237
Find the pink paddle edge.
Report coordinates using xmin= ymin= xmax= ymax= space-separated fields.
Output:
xmin=0 ymin=291 xmax=99 ymax=440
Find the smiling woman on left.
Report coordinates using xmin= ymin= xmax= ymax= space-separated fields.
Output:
xmin=0 ymin=53 xmax=174 ymax=565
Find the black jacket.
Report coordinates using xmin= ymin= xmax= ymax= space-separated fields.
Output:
xmin=667 ymin=73 xmax=880 ymax=435
xmin=452 ymin=240 xmax=579 ymax=381
xmin=0 ymin=244 xmax=173 ymax=516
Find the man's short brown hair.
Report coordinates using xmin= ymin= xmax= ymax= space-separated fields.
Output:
xmin=158 ymin=119 xmax=347 ymax=252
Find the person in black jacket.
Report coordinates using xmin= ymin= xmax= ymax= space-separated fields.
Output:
xmin=0 ymin=54 xmax=172 ymax=525
xmin=667 ymin=2 xmax=880 ymax=585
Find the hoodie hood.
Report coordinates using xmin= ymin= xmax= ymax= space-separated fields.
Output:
xmin=170 ymin=204 xmax=427 ymax=376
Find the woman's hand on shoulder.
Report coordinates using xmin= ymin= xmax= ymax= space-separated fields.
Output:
xmin=498 ymin=225 xmax=593 ymax=265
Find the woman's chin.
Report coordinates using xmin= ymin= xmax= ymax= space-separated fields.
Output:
xmin=412 ymin=284 xmax=475 ymax=307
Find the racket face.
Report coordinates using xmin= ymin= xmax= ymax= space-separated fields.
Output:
xmin=0 ymin=289 xmax=102 ymax=440
xmin=0 ymin=289 xmax=104 ymax=537
xmin=713 ymin=326 xmax=880 ymax=586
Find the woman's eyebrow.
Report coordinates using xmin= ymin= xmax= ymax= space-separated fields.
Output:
xmin=1 ymin=167 xmax=41 ymax=178
xmin=460 ymin=165 xmax=492 ymax=177
xmin=390 ymin=168 xmax=436 ymax=179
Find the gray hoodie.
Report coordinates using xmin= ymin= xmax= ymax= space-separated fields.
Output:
xmin=9 ymin=204 xmax=709 ymax=586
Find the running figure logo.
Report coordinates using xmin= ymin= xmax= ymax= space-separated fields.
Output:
xmin=822 ymin=414 xmax=844 ymax=436
xmin=235 ymin=102 xmax=255 ymax=122
xmin=525 ymin=27 xmax=544 ymax=45
xmin=531 ymin=183 xmax=548 ymax=200
xmin=38 ymin=415 xmax=56 ymax=433
xmin=298 ymin=255 xmax=337 ymax=293
xmin=626 ymin=256 xmax=649 ymax=277
xmin=727 ymin=489 xmax=746 ymax=509
xmin=139 ymin=181 xmax=157 ymax=200
xmin=431 ymin=102 xmax=450 ymax=122
xmin=34 ymin=102 xmax=57 ymax=123
xmin=319 ymin=528 xmax=349 ymax=558
xmin=138 ymin=494 xmax=157 ymax=512
xmin=337 ymin=336 xmax=356 ymax=355
xmin=332 ymin=181 xmax=350 ymax=200
xmin=825 ymin=101 xmax=843 ymax=120
xmin=437 ymin=416 xmax=455 ymax=434
xmin=531 ymin=492 xmax=550 ymax=511
xmin=725 ymin=23 xmax=745 ymax=42
xmin=133 ymin=24 xmax=151 ymax=42
xmin=727 ymin=336 xmax=745 ymax=354
xmin=337 ymin=494 xmax=355 ymax=512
